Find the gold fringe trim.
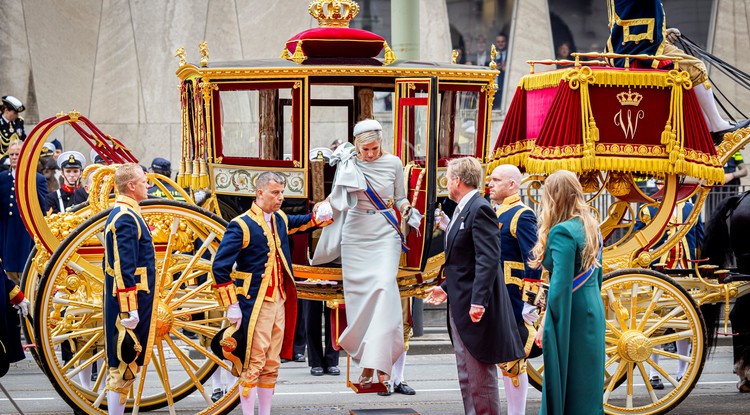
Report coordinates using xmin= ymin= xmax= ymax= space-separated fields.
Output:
xmin=519 ymin=71 xmax=566 ymax=91
xmin=519 ymin=68 xmax=675 ymax=92
xmin=526 ymin=155 xmax=724 ymax=185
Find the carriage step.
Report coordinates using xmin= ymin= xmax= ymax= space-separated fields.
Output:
xmin=350 ymin=409 xmax=420 ymax=415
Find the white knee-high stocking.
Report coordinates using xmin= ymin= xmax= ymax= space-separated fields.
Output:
xmin=107 ymin=390 xmax=126 ymax=415
xmin=392 ymin=350 xmax=407 ymax=385
xmin=693 ymin=83 xmax=732 ymax=132
xmin=240 ymin=387 xmax=257 ymax=415
xmin=257 ymin=387 xmax=274 ymax=415
xmin=503 ymin=373 xmax=528 ymax=415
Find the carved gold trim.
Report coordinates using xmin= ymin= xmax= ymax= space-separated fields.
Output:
xmin=176 ymin=64 xmax=497 ymax=84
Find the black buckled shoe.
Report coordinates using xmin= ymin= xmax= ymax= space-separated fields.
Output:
xmin=377 ymin=380 xmax=393 ymax=396
xmin=650 ymin=376 xmax=664 ymax=390
xmin=711 ymin=119 xmax=750 ymax=144
xmin=393 ymin=381 xmax=416 ymax=395
xmin=211 ymin=388 xmax=224 ymax=402
xmin=293 ymin=353 xmax=306 ymax=362
xmin=325 ymin=366 xmax=340 ymax=376
xmin=310 ymin=367 xmax=324 ymax=376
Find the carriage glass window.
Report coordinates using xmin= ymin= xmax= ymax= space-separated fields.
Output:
xmin=452 ymin=91 xmax=479 ymax=156
xmin=217 ymin=85 xmax=299 ymax=166
xmin=309 ymin=106 xmax=350 ymax=156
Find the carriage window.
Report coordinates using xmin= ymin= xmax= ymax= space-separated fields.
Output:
xmin=309 ymin=106 xmax=350 ymax=152
xmin=411 ymin=92 xmax=430 ymax=161
xmin=374 ymin=91 xmax=395 ymax=151
xmin=220 ymin=88 xmax=293 ymax=160
xmin=453 ymin=91 xmax=479 ymax=156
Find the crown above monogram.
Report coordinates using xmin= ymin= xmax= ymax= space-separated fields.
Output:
xmin=616 ymin=89 xmax=643 ymax=106
xmin=308 ymin=0 xmax=360 ymax=28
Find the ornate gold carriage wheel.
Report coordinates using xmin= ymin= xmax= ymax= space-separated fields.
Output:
xmin=33 ymin=200 xmax=240 ymax=415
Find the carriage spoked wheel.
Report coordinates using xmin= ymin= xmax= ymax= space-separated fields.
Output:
xmin=21 ymin=203 xmax=96 ymax=367
xmin=525 ymin=268 xmax=706 ymax=415
xmin=600 ymin=269 xmax=706 ymax=415
xmin=33 ymin=200 xmax=240 ymax=415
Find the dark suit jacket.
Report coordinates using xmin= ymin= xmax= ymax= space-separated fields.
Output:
xmin=443 ymin=192 xmax=524 ymax=364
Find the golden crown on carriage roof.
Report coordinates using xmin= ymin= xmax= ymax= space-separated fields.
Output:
xmin=616 ymin=89 xmax=643 ymax=107
xmin=308 ymin=0 xmax=360 ymax=28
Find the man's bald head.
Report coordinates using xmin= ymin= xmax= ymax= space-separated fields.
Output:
xmin=488 ymin=164 xmax=522 ymax=203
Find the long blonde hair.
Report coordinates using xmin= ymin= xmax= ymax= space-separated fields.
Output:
xmin=529 ymin=170 xmax=601 ymax=270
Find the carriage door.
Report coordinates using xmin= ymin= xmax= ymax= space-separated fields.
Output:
xmin=394 ymin=77 xmax=439 ymax=272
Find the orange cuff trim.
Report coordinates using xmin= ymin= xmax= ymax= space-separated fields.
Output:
xmin=116 ymin=286 xmax=138 ymax=312
xmin=212 ymin=281 xmax=238 ymax=307
xmin=9 ymin=286 xmax=24 ymax=305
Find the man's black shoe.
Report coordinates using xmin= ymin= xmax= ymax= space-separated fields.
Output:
xmin=664 ymin=342 xmax=677 ymax=353
xmin=393 ymin=381 xmax=416 ymax=395
xmin=280 ymin=358 xmax=290 ymax=363
xmin=310 ymin=367 xmax=324 ymax=376
xmin=211 ymin=388 xmax=224 ymax=402
xmin=293 ymin=353 xmax=306 ymax=362
xmin=711 ymin=119 xmax=750 ymax=144
xmin=325 ymin=366 xmax=340 ymax=376
xmin=650 ymin=376 xmax=664 ymax=390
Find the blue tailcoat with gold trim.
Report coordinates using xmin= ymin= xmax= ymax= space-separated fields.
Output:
xmin=606 ymin=0 xmax=667 ymax=68
xmin=496 ymin=195 xmax=541 ymax=322
xmin=103 ymin=196 xmax=156 ymax=368
xmin=0 ymin=117 xmax=25 ymax=155
xmin=1 ymin=262 xmax=26 ymax=364
xmin=0 ymin=170 xmax=48 ymax=272
xmin=212 ymin=203 xmax=324 ymax=363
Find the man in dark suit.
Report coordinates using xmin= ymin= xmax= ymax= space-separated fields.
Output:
xmin=426 ymin=157 xmax=524 ymax=414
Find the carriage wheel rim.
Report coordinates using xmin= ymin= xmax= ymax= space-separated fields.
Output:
xmin=33 ymin=201 xmax=239 ymax=414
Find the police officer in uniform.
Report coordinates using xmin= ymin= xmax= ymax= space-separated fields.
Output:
xmin=103 ymin=163 xmax=156 ymax=415
xmin=46 ymin=151 xmax=86 ymax=214
xmin=487 ymin=165 xmax=541 ymax=415
xmin=211 ymin=171 xmax=332 ymax=415
xmin=0 ymin=96 xmax=26 ymax=156
xmin=0 ymin=140 xmax=47 ymax=283
xmin=147 ymin=157 xmax=185 ymax=201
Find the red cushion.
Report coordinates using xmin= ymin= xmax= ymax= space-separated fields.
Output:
xmin=286 ymin=27 xmax=384 ymax=59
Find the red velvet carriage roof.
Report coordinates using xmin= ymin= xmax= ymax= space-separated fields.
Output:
xmin=488 ymin=66 xmax=724 ymax=184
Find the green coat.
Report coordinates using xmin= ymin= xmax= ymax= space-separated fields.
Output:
xmin=540 ymin=218 xmax=605 ymax=415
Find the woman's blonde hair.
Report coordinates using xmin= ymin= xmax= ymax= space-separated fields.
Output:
xmin=529 ymin=170 xmax=600 ymax=271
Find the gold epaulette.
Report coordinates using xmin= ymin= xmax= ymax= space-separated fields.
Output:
xmin=116 ymin=286 xmax=138 ymax=312
xmin=212 ymin=281 xmax=238 ymax=306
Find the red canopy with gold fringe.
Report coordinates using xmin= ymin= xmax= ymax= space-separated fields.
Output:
xmin=488 ymin=66 xmax=723 ymax=184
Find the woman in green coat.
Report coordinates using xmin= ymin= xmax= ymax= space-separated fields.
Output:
xmin=530 ymin=170 xmax=605 ymax=415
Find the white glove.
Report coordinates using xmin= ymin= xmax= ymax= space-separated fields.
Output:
xmin=666 ymin=27 xmax=681 ymax=44
xmin=522 ymin=303 xmax=540 ymax=326
xmin=120 ymin=310 xmax=140 ymax=330
xmin=227 ymin=303 xmax=242 ymax=328
xmin=435 ymin=209 xmax=451 ymax=232
xmin=314 ymin=201 xmax=334 ymax=222
xmin=15 ymin=298 xmax=30 ymax=318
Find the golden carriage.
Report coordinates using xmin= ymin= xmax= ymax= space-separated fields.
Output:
xmin=16 ymin=1 xmax=499 ymax=413
xmin=488 ymin=53 xmax=750 ymax=414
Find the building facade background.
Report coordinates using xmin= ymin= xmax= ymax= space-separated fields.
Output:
xmin=0 ymin=0 xmax=748 ymax=168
